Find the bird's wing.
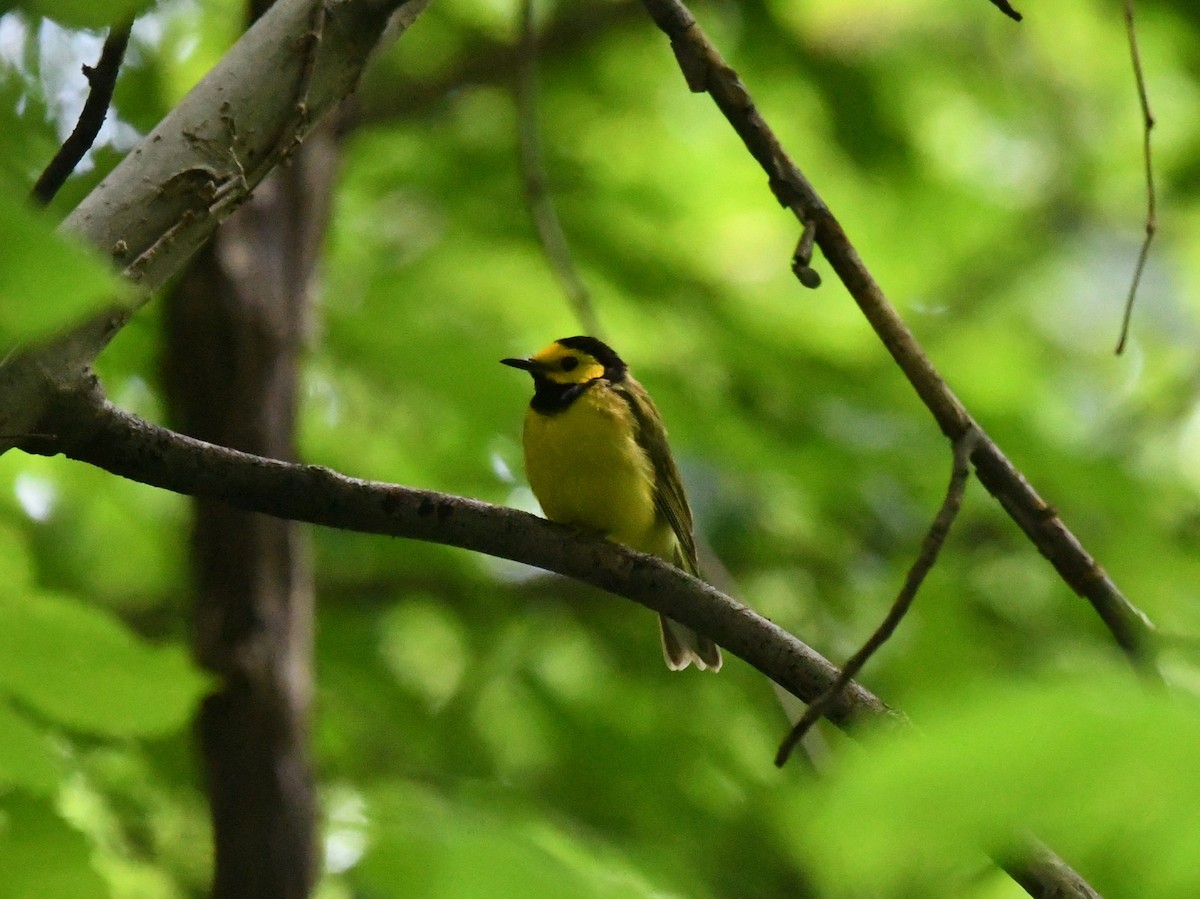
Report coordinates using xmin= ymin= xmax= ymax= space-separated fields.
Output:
xmin=613 ymin=378 xmax=700 ymax=576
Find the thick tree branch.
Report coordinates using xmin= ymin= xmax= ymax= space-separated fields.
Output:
xmin=31 ymin=18 xmax=133 ymax=206
xmin=636 ymin=0 xmax=1160 ymax=673
xmin=36 ymin=380 xmax=893 ymax=730
xmin=31 ymin=382 xmax=1100 ymax=899
xmin=63 ymin=0 xmax=426 ymax=297
xmin=0 ymin=0 xmax=430 ymax=456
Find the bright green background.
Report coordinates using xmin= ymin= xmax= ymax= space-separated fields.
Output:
xmin=3 ymin=0 xmax=1200 ymax=895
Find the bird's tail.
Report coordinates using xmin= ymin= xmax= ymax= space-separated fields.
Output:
xmin=659 ymin=615 xmax=722 ymax=671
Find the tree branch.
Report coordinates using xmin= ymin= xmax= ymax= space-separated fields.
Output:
xmin=986 ymin=0 xmax=1023 ymax=23
xmin=35 ymin=379 xmax=893 ymax=730
xmin=775 ymin=430 xmax=978 ymax=766
xmin=636 ymin=0 xmax=1160 ymax=674
xmin=31 ymin=18 xmax=133 ymax=206
xmin=63 ymin=0 xmax=425 ymax=297
xmin=1114 ymin=0 xmax=1156 ymax=355
xmin=29 ymin=379 xmax=1101 ymax=899
xmin=0 ymin=0 xmax=431 ymax=455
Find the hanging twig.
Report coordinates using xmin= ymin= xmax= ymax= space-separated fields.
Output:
xmin=791 ymin=216 xmax=821 ymax=288
xmin=986 ymin=0 xmax=1023 ymax=22
xmin=515 ymin=0 xmax=602 ymax=336
xmin=1115 ymin=0 xmax=1156 ymax=355
xmin=31 ymin=18 xmax=134 ymax=206
xmin=776 ymin=429 xmax=978 ymax=767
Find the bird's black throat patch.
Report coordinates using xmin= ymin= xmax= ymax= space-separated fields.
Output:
xmin=530 ymin=376 xmax=598 ymax=415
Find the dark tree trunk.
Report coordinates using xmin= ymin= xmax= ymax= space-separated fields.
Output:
xmin=162 ymin=117 xmax=339 ymax=898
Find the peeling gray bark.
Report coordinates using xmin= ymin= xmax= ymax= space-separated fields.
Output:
xmin=0 ymin=0 xmax=431 ymax=445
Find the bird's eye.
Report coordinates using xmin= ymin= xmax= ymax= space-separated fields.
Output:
xmin=561 ymin=356 xmax=579 ymax=372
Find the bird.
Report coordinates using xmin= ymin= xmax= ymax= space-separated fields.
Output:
xmin=501 ymin=336 xmax=722 ymax=672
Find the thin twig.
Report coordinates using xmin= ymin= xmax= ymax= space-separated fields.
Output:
xmin=637 ymin=0 xmax=1161 ymax=675
xmin=31 ymin=18 xmax=134 ymax=206
xmin=1115 ymin=0 xmax=1156 ymax=355
xmin=776 ymin=430 xmax=978 ymax=767
xmin=515 ymin=0 xmax=601 ymax=336
xmin=791 ymin=217 xmax=821 ymax=288
xmin=986 ymin=0 xmax=1023 ymax=22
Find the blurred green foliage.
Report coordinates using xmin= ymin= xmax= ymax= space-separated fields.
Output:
xmin=2 ymin=0 xmax=1200 ymax=895
xmin=805 ymin=671 xmax=1200 ymax=898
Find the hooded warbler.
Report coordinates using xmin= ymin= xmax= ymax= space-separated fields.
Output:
xmin=502 ymin=336 xmax=722 ymax=672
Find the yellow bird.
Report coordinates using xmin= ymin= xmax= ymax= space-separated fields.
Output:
xmin=502 ymin=336 xmax=722 ymax=671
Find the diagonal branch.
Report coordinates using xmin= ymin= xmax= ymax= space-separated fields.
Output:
xmin=636 ymin=0 xmax=1160 ymax=674
xmin=62 ymin=0 xmax=429 ymax=299
xmin=29 ymin=381 xmax=1099 ymax=899
xmin=31 ymin=18 xmax=133 ymax=206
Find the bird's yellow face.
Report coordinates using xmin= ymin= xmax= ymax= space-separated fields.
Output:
xmin=502 ymin=336 xmax=629 ymax=414
xmin=522 ymin=342 xmax=606 ymax=385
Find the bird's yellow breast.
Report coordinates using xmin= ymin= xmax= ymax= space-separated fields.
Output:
xmin=522 ymin=383 xmax=668 ymax=555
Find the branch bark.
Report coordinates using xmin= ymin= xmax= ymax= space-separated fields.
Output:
xmin=62 ymin=0 xmax=423 ymax=295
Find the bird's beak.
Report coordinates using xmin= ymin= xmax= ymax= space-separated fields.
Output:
xmin=500 ymin=356 xmax=540 ymax=372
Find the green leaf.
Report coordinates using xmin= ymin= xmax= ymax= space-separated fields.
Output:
xmin=0 ymin=794 xmax=105 ymax=899
xmin=803 ymin=674 xmax=1200 ymax=898
xmin=0 ymin=522 xmax=35 ymax=592
xmin=0 ymin=700 xmax=61 ymax=794
xmin=13 ymin=0 xmax=147 ymax=29
xmin=0 ymin=190 xmax=128 ymax=346
xmin=0 ymin=592 xmax=208 ymax=737
xmin=352 ymin=781 xmax=680 ymax=899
